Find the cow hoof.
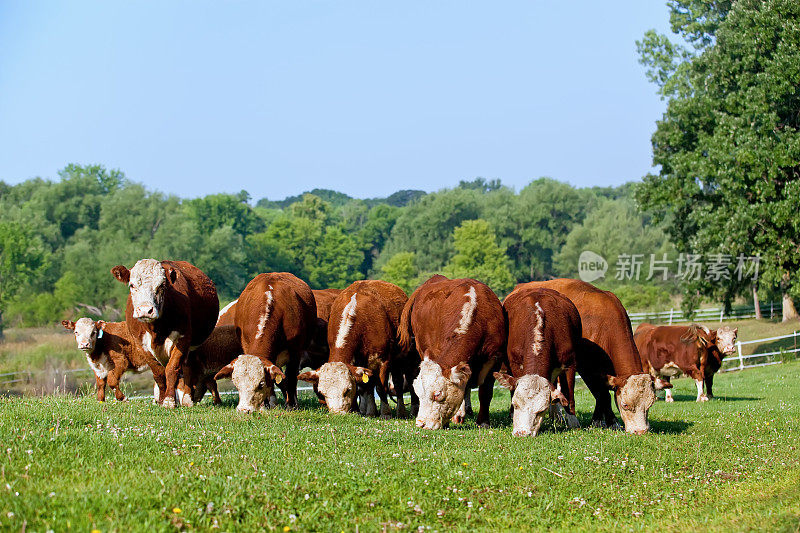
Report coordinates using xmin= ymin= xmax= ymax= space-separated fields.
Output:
xmin=590 ymin=419 xmax=607 ymax=429
xmin=162 ymin=397 xmax=176 ymax=409
xmin=697 ymin=395 xmax=709 ymax=402
xmin=478 ymin=422 xmax=490 ymax=429
xmin=665 ymin=396 xmax=674 ymax=403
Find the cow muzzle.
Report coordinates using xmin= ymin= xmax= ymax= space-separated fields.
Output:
xmin=133 ymin=306 xmax=159 ymax=322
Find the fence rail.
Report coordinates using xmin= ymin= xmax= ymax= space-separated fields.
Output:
xmin=629 ymin=301 xmax=780 ymax=325
xmin=722 ymin=330 xmax=799 ymax=372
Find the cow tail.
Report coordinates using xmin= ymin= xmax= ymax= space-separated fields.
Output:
xmin=398 ymin=290 xmax=417 ymax=353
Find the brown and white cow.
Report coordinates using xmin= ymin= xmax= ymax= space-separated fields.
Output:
xmin=111 ymin=259 xmax=219 ymax=408
xmin=303 ymin=288 xmax=343 ymax=371
xmin=634 ymin=323 xmax=738 ymax=402
xmin=177 ymin=325 xmax=242 ymax=406
xmin=299 ymin=280 xmax=409 ymax=418
xmin=519 ymin=279 xmax=656 ymax=434
xmin=496 ymin=287 xmax=581 ymax=436
xmin=399 ymin=275 xmax=506 ymax=429
xmin=215 ymin=272 xmax=316 ymax=412
xmin=62 ymin=318 xmax=154 ymax=402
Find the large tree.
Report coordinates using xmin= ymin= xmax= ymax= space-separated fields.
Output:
xmin=636 ymin=0 xmax=800 ymax=320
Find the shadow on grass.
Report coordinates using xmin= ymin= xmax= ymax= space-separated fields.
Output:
xmin=662 ymin=393 xmax=762 ymax=402
xmin=648 ymin=419 xmax=693 ymax=434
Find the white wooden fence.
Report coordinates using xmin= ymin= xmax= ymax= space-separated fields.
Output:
xmin=722 ymin=330 xmax=800 ymax=372
xmin=629 ymin=301 xmax=780 ymax=326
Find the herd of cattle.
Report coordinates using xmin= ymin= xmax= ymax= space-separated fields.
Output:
xmin=60 ymin=259 xmax=738 ymax=436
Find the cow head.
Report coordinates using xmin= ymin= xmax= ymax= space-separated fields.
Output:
xmin=298 ymin=362 xmax=371 ymax=414
xmin=714 ymin=326 xmax=738 ymax=356
xmin=214 ymin=354 xmax=285 ymax=413
xmin=112 ymin=259 xmax=177 ymax=322
xmin=413 ymin=358 xmax=471 ymax=430
xmin=62 ymin=318 xmax=105 ymax=353
xmin=607 ymin=373 xmax=656 ymax=435
xmin=494 ymin=372 xmax=567 ymax=437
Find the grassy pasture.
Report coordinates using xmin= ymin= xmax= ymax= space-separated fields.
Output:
xmin=1 ymin=361 xmax=799 ymax=532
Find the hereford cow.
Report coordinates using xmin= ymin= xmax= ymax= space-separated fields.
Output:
xmin=177 ymin=325 xmax=242 ymax=406
xmin=303 ymin=288 xmax=343 ymax=370
xmin=519 ymin=279 xmax=656 ymax=434
xmin=495 ymin=287 xmax=581 ymax=436
xmin=399 ymin=275 xmax=506 ymax=429
xmin=215 ymin=272 xmax=316 ymax=412
xmin=62 ymin=318 xmax=154 ymax=402
xmin=634 ymin=323 xmax=738 ymax=402
xmin=112 ymin=259 xmax=219 ymax=408
xmin=299 ymin=280 xmax=409 ymax=418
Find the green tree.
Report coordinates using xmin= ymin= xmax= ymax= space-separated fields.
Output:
xmin=0 ymin=221 xmax=49 ymax=335
xmin=443 ymin=219 xmax=514 ymax=294
xmin=636 ymin=0 xmax=800 ymax=320
xmin=379 ymin=252 xmax=419 ymax=295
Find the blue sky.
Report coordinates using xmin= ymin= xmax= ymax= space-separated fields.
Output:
xmin=0 ymin=2 xmax=671 ymax=200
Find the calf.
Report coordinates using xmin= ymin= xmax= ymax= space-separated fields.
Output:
xmin=399 ymin=275 xmax=506 ymax=429
xmin=634 ymin=324 xmax=738 ymax=402
xmin=495 ymin=287 xmax=581 ymax=436
xmin=177 ymin=325 xmax=242 ymax=406
xmin=519 ymin=279 xmax=656 ymax=434
xmin=217 ymin=272 xmax=316 ymax=412
xmin=303 ymin=288 xmax=343 ymax=370
xmin=112 ymin=259 xmax=219 ymax=408
xmin=62 ymin=318 xmax=153 ymax=402
xmin=299 ymin=280 xmax=408 ymax=418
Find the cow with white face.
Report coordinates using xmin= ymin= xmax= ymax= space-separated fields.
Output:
xmin=608 ymin=374 xmax=656 ymax=433
xmin=495 ymin=374 xmax=569 ymax=437
xmin=112 ymin=259 xmax=219 ymax=407
xmin=214 ymin=354 xmax=286 ymax=413
xmin=398 ymin=275 xmax=506 ymax=430
xmin=299 ymin=362 xmax=371 ymax=414
xmin=62 ymin=317 xmax=155 ymax=402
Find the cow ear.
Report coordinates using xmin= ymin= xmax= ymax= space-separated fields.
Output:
xmin=265 ymin=363 xmax=286 ymax=384
xmin=550 ymin=386 xmax=569 ymax=407
xmin=111 ymin=265 xmax=130 ymax=284
xmin=166 ymin=265 xmax=178 ymax=284
xmin=349 ymin=366 xmax=372 ymax=382
xmin=606 ymin=375 xmax=625 ymax=390
xmin=733 ymin=328 xmax=738 ymax=336
xmin=95 ymin=320 xmax=107 ymax=330
xmin=214 ymin=360 xmax=236 ymax=380
xmin=61 ymin=320 xmax=76 ymax=330
xmin=298 ymin=370 xmax=320 ymax=384
xmin=449 ymin=362 xmax=472 ymax=387
xmin=493 ymin=372 xmax=516 ymax=390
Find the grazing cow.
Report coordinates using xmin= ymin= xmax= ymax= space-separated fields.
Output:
xmin=299 ymin=280 xmax=408 ymax=418
xmin=634 ymin=323 xmax=738 ymax=402
xmin=216 ymin=272 xmax=316 ymax=412
xmin=495 ymin=287 xmax=581 ymax=436
xmin=399 ymin=275 xmax=506 ymax=429
xmin=61 ymin=318 xmax=153 ymax=402
xmin=303 ymin=288 xmax=343 ymax=370
xmin=216 ymin=299 xmax=238 ymax=327
xmin=518 ymin=279 xmax=656 ymax=434
xmin=177 ymin=325 xmax=242 ymax=406
xmin=112 ymin=259 xmax=219 ymax=408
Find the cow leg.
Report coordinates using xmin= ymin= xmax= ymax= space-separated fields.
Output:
xmin=95 ymin=375 xmax=106 ymax=402
xmin=407 ymin=367 xmax=420 ymax=418
xmin=581 ymin=370 xmax=619 ymax=429
xmin=283 ymin=352 xmax=300 ymax=409
xmin=207 ymin=378 xmax=222 ymax=405
xmin=476 ymin=375 xmax=494 ymax=428
xmin=107 ymin=366 xmax=126 ymax=401
xmin=558 ymin=371 xmax=580 ymax=429
xmin=705 ymin=374 xmax=715 ymax=399
xmin=390 ymin=364 xmax=408 ymax=418
xmin=149 ymin=362 xmax=167 ymax=405
xmin=463 ymin=388 xmax=474 ymax=417
xmin=162 ymin=342 xmax=188 ymax=408
xmin=359 ymin=385 xmax=377 ymax=417
xmin=665 ymin=387 xmax=674 ymax=402
xmin=695 ymin=379 xmax=708 ymax=402
xmin=376 ymin=382 xmax=392 ymax=419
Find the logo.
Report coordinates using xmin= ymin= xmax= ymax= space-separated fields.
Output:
xmin=578 ymin=251 xmax=607 ymax=283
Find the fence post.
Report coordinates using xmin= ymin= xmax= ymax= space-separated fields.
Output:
xmin=669 ymin=308 xmax=674 ymax=325
xmin=771 ymin=302 xmax=774 ymax=319
xmin=719 ymin=308 xmax=724 ymax=323
xmin=737 ymin=340 xmax=744 ymax=371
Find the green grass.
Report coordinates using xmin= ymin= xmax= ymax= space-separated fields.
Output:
xmin=1 ymin=362 xmax=799 ymax=532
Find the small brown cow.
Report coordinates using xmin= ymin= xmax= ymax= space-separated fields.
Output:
xmin=519 ymin=279 xmax=656 ymax=434
xmin=634 ymin=323 xmax=738 ymax=402
xmin=112 ymin=259 xmax=219 ymax=408
xmin=299 ymin=280 xmax=408 ymax=418
xmin=177 ymin=325 xmax=242 ymax=406
xmin=62 ymin=318 xmax=154 ymax=402
xmin=399 ymin=275 xmax=506 ymax=429
xmin=495 ymin=287 xmax=581 ymax=436
xmin=215 ymin=272 xmax=316 ymax=412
